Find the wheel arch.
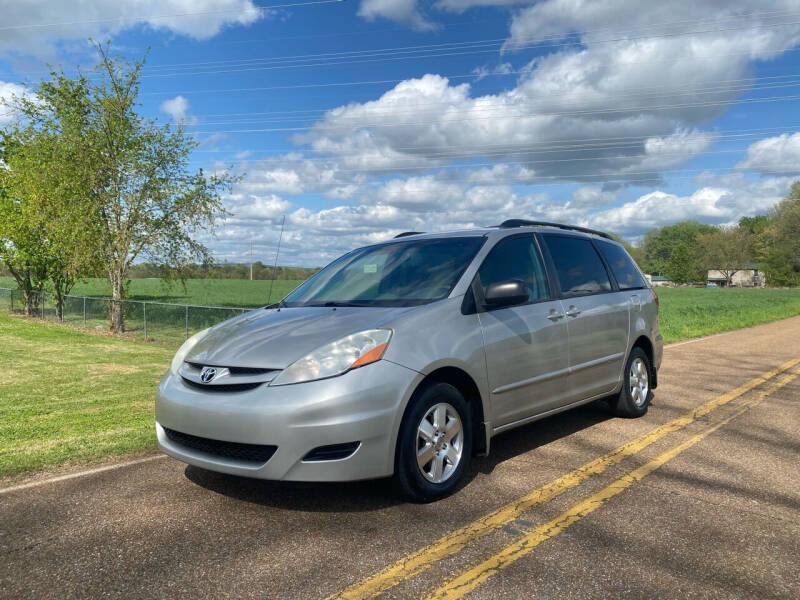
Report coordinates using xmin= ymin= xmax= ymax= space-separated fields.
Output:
xmin=631 ymin=334 xmax=657 ymax=388
xmin=399 ymin=366 xmax=489 ymax=461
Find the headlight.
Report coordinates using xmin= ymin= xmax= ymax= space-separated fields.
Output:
xmin=170 ymin=328 xmax=211 ymax=375
xmin=270 ymin=329 xmax=392 ymax=386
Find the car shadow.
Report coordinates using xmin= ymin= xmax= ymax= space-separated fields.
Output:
xmin=185 ymin=401 xmax=614 ymax=512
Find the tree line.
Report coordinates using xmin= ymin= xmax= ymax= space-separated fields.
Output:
xmin=124 ymin=262 xmax=320 ymax=281
xmin=0 ymin=44 xmax=235 ymax=331
xmin=622 ymin=183 xmax=800 ymax=286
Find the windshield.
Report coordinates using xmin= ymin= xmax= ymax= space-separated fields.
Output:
xmin=282 ymin=236 xmax=485 ymax=308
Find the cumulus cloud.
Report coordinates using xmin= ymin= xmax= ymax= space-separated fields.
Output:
xmin=436 ymin=0 xmax=532 ymax=12
xmin=357 ymin=0 xmax=437 ymax=31
xmin=159 ymin=95 xmax=198 ymax=125
xmin=0 ymin=0 xmax=262 ymax=58
xmin=586 ymin=174 xmax=796 ymax=237
xmin=737 ymin=132 xmax=800 ymax=175
xmin=210 ymin=0 xmax=800 ymax=264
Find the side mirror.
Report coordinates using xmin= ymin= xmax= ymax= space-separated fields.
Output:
xmin=483 ymin=279 xmax=529 ymax=309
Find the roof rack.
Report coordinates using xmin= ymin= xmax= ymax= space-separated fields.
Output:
xmin=394 ymin=231 xmax=425 ymax=238
xmin=497 ymin=219 xmax=613 ymax=240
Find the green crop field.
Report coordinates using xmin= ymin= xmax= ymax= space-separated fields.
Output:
xmin=0 ymin=276 xmax=305 ymax=308
xmin=654 ymin=287 xmax=800 ymax=343
xmin=1 ymin=287 xmax=800 ymax=481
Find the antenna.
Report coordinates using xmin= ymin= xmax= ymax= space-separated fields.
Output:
xmin=267 ymin=215 xmax=286 ymax=304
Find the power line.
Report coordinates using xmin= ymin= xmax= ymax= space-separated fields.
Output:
xmin=6 ymin=12 xmax=800 ymax=81
xmin=183 ymin=78 xmax=800 ymax=126
xmin=189 ymin=124 xmax=800 ymax=156
xmin=0 ymin=0 xmax=344 ymax=32
xmin=184 ymin=93 xmax=800 ymax=135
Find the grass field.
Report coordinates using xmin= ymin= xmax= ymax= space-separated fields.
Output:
xmin=0 ymin=312 xmax=173 ymax=479
xmin=654 ymin=287 xmax=800 ymax=343
xmin=2 ymin=287 xmax=799 ymax=480
xmin=0 ymin=276 xmax=305 ymax=308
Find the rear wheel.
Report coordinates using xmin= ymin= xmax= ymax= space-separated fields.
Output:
xmin=394 ymin=382 xmax=472 ymax=502
xmin=610 ymin=347 xmax=653 ymax=418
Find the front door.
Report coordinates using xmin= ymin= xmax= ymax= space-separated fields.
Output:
xmin=476 ymin=234 xmax=571 ymax=429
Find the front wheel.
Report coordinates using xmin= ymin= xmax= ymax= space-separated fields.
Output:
xmin=610 ymin=347 xmax=653 ymax=418
xmin=394 ymin=382 xmax=472 ymax=502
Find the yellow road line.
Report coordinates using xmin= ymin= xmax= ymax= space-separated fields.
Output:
xmin=426 ymin=368 xmax=800 ymax=600
xmin=326 ymin=357 xmax=800 ymax=600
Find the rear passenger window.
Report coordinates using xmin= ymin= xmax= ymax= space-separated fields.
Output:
xmin=543 ymin=235 xmax=611 ymax=296
xmin=478 ymin=236 xmax=549 ymax=304
xmin=596 ymin=240 xmax=647 ymax=290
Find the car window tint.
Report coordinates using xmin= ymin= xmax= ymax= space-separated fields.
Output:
xmin=596 ymin=240 xmax=647 ymax=290
xmin=478 ymin=236 xmax=549 ymax=303
xmin=543 ymin=235 xmax=612 ymax=296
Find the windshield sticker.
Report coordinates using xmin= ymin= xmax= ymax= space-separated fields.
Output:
xmin=363 ymin=264 xmax=378 ymax=273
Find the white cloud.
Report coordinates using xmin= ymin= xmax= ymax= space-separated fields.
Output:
xmin=570 ymin=185 xmax=619 ymax=209
xmin=737 ymin=132 xmax=800 ymax=175
xmin=159 ymin=95 xmax=198 ymax=125
xmin=357 ymin=0 xmax=437 ymax=31
xmin=0 ymin=0 xmax=262 ymax=59
xmin=586 ymin=174 xmax=796 ymax=237
xmin=436 ymin=0 xmax=532 ymax=12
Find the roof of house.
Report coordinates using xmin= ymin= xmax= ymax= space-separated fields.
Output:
xmin=650 ymin=275 xmax=671 ymax=282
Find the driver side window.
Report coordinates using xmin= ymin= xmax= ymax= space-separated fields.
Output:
xmin=478 ymin=236 xmax=550 ymax=305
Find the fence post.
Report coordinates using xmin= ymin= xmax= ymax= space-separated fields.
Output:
xmin=10 ymin=289 xmax=13 ymax=312
xmin=41 ymin=292 xmax=45 ymax=320
xmin=83 ymin=296 xmax=87 ymax=327
xmin=143 ymin=301 xmax=147 ymax=340
xmin=185 ymin=305 xmax=189 ymax=340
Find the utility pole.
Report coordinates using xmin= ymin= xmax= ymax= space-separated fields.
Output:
xmin=249 ymin=240 xmax=254 ymax=281
xmin=268 ymin=215 xmax=286 ymax=304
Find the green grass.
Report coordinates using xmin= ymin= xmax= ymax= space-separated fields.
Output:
xmin=1 ymin=287 xmax=799 ymax=480
xmin=655 ymin=287 xmax=800 ymax=343
xmin=0 ymin=311 xmax=173 ymax=479
xmin=0 ymin=276 xmax=304 ymax=308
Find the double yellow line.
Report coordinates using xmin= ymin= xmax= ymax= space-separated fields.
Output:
xmin=328 ymin=357 xmax=800 ymax=600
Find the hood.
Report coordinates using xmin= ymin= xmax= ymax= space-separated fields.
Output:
xmin=185 ymin=305 xmax=414 ymax=369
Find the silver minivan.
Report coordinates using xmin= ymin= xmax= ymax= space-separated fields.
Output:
xmin=156 ymin=220 xmax=662 ymax=501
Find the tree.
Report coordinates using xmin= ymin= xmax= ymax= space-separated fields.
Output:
xmin=640 ymin=221 xmax=717 ymax=283
xmin=762 ymin=182 xmax=800 ymax=286
xmin=66 ymin=44 xmax=235 ymax=332
xmin=1 ymin=75 xmax=100 ymax=319
xmin=697 ymin=226 xmax=754 ymax=286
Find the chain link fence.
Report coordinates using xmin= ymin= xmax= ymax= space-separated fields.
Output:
xmin=0 ymin=287 xmax=250 ymax=346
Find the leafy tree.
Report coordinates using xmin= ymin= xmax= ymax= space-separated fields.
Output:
xmin=696 ymin=226 xmax=754 ymax=286
xmin=1 ymin=75 xmax=101 ymax=319
xmin=0 ymin=138 xmax=51 ymax=315
xmin=32 ymin=44 xmax=236 ymax=332
xmin=762 ymin=182 xmax=800 ymax=286
xmin=641 ymin=221 xmax=717 ymax=283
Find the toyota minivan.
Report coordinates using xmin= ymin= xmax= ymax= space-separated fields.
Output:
xmin=156 ymin=220 xmax=662 ymax=501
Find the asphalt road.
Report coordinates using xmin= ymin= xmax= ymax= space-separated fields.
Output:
xmin=2 ymin=317 xmax=800 ymax=600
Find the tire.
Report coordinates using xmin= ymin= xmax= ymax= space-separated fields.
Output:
xmin=610 ymin=347 xmax=653 ymax=418
xmin=394 ymin=382 xmax=472 ymax=502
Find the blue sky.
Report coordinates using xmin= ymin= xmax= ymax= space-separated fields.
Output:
xmin=2 ymin=0 xmax=800 ymax=266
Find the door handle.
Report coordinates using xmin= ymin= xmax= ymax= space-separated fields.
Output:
xmin=565 ymin=306 xmax=581 ymax=317
xmin=547 ymin=310 xmax=564 ymax=321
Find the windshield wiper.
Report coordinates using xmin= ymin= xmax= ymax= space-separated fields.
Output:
xmin=265 ymin=299 xmax=287 ymax=309
xmin=305 ymin=301 xmax=366 ymax=307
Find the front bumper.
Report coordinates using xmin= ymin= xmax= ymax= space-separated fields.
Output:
xmin=155 ymin=359 xmax=421 ymax=482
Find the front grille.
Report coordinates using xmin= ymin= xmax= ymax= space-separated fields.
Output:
xmin=186 ymin=363 xmax=274 ymax=376
xmin=180 ymin=377 xmax=264 ymax=392
xmin=164 ymin=427 xmax=277 ymax=464
xmin=303 ymin=441 xmax=360 ymax=462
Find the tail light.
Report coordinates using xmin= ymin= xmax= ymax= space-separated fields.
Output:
xmin=650 ymin=288 xmax=659 ymax=307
